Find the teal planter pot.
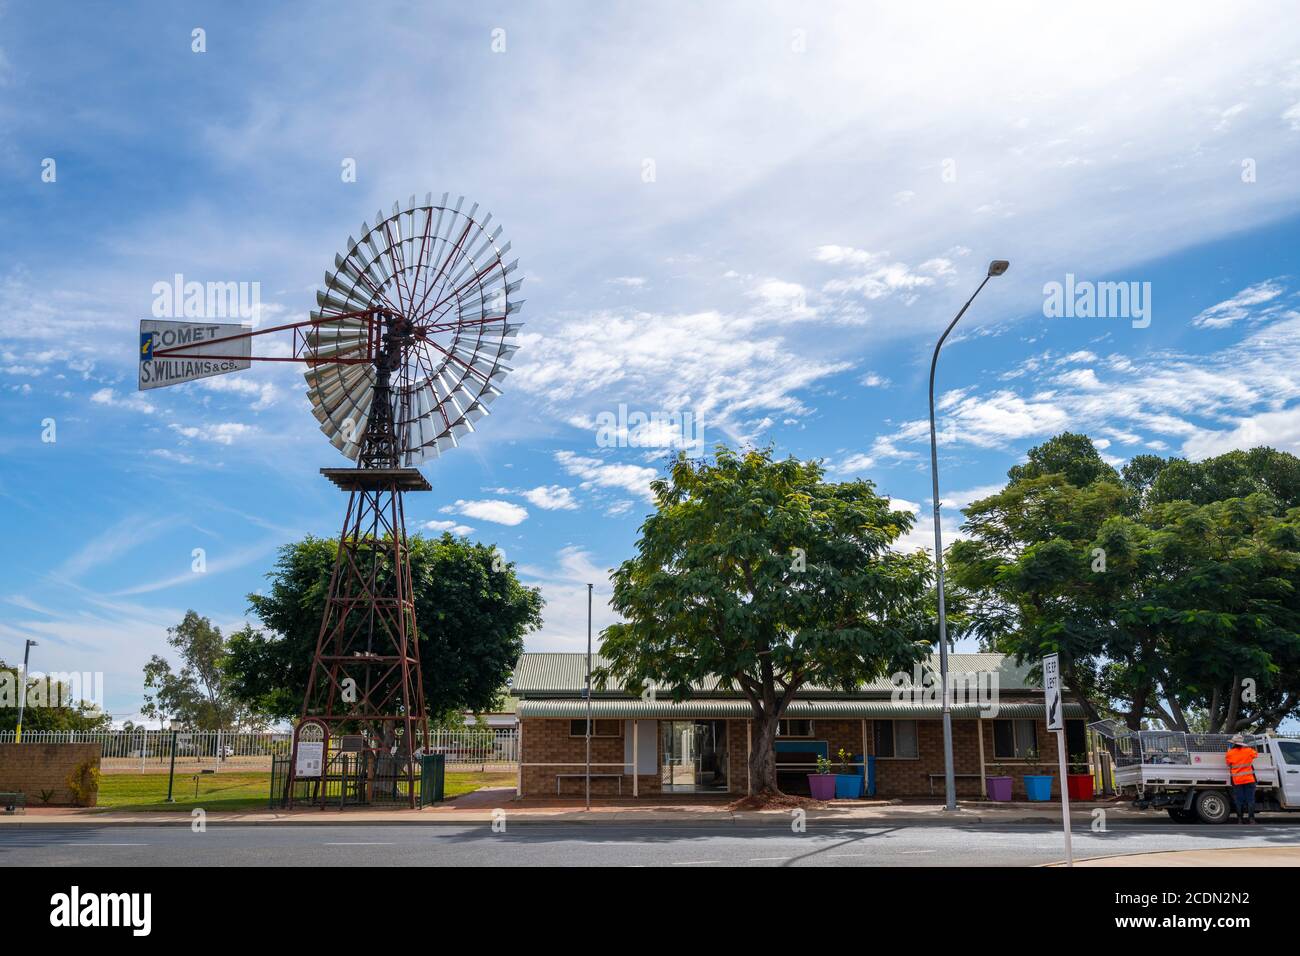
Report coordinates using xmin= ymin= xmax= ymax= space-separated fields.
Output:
xmin=834 ymin=773 xmax=863 ymax=799
xmin=1024 ymin=775 xmax=1054 ymax=801
xmin=808 ymin=774 xmax=836 ymax=800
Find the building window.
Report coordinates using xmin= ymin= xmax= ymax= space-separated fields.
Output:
xmin=777 ymin=719 xmax=813 ymax=737
xmin=873 ymin=719 xmax=918 ymax=758
xmin=570 ymin=718 xmax=621 ymax=738
xmin=993 ymin=718 xmax=1038 ymax=759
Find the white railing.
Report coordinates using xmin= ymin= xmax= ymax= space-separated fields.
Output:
xmin=423 ymin=729 xmax=518 ymax=769
xmin=0 ymin=728 xmax=519 ymax=772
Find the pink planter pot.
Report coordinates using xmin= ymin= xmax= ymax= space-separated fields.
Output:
xmin=808 ymin=774 xmax=837 ymax=800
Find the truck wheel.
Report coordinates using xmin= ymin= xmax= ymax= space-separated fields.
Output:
xmin=1193 ymin=789 xmax=1231 ymax=825
xmin=1166 ymin=807 xmax=1195 ymax=823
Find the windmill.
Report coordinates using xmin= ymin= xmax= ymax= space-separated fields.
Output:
xmin=140 ymin=194 xmax=522 ymax=806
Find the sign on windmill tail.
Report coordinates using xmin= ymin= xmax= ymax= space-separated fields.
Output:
xmin=138 ymin=320 xmax=252 ymax=390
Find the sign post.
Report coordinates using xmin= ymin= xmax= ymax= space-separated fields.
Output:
xmin=1043 ymin=653 xmax=1072 ymax=867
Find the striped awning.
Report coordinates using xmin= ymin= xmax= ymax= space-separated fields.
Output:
xmin=517 ymin=698 xmax=1087 ymax=720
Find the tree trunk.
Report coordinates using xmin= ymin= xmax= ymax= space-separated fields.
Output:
xmin=748 ymin=710 xmax=781 ymax=796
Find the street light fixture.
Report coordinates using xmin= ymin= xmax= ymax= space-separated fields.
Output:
xmin=15 ymin=639 xmax=38 ymax=743
xmin=929 ymin=259 xmax=1008 ymax=812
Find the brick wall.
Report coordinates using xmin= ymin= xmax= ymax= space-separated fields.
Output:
xmin=519 ymin=719 xmax=654 ymax=797
xmin=518 ymin=713 xmax=1066 ymax=800
xmin=0 ymin=743 xmax=101 ymax=806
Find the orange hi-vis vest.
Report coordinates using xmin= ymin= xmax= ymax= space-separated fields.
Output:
xmin=1226 ymin=746 xmax=1258 ymax=785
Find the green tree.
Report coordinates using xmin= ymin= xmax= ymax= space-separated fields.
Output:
xmin=948 ymin=471 xmax=1132 ymax=723
xmin=0 ymin=662 xmax=110 ymax=733
xmin=143 ymin=611 xmax=252 ymax=731
xmin=1116 ymin=496 xmax=1300 ymax=732
xmin=1007 ymin=431 xmax=1120 ymax=489
xmin=1143 ymin=447 xmax=1300 ymax=510
xmin=225 ymin=532 xmax=543 ymax=721
xmin=951 ymin=433 xmax=1300 ymax=732
xmin=598 ymin=446 xmax=933 ymax=796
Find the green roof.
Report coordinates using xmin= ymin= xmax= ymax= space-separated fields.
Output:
xmin=518 ymin=698 xmax=1085 ymax=719
xmin=512 ymin=652 xmax=1037 ymax=697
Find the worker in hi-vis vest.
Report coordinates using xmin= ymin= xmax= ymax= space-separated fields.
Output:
xmin=1225 ymin=734 xmax=1259 ymax=824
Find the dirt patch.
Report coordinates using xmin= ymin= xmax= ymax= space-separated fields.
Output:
xmin=728 ymin=792 xmax=827 ymax=811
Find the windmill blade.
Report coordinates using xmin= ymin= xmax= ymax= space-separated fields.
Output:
xmin=305 ymin=194 xmax=523 ymax=467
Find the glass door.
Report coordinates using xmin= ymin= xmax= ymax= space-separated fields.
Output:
xmin=660 ymin=720 xmax=728 ymax=792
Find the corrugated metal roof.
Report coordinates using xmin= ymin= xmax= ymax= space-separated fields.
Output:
xmin=517 ymin=698 xmax=1086 ymax=719
xmin=511 ymin=651 xmax=1034 ymax=696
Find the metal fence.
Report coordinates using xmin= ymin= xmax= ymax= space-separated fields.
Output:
xmin=0 ymin=727 xmax=518 ymax=773
xmin=269 ymin=752 xmax=447 ymax=809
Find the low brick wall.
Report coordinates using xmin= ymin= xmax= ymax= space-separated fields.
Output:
xmin=520 ymin=714 xmax=1076 ymax=800
xmin=0 ymin=743 xmax=101 ymax=806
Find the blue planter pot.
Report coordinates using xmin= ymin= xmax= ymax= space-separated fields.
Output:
xmin=1024 ymin=774 xmax=1054 ymax=801
xmin=834 ymin=774 xmax=864 ymax=799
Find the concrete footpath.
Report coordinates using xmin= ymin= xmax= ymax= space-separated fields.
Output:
xmin=0 ymin=791 xmax=1274 ymax=828
xmin=1064 ymin=846 xmax=1300 ymax=867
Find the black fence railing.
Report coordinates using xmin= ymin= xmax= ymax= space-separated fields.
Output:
xmin=269 ymin=752 xmax=445 ymax=809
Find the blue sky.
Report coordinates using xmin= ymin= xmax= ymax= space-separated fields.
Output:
xmin=3 ymin=2 xmax=1300 ymax=724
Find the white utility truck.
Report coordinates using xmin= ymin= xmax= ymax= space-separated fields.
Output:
xmin=1089 ymin=722 xmax=1300 ymax=823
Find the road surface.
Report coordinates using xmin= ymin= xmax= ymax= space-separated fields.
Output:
xmin=3 ymin=820 xmax=1296 ymax=866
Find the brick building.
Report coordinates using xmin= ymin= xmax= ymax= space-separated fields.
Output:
xmin=512 ymin=652 xmax=1087 ymax=799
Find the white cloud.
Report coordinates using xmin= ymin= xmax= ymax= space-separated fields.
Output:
xmin=90 ymin=387 xmax=156 ymax=415
xmin=872 ymin=282 xmax=1300 ymax=462
xmin=513 ymin=308 xmax=852 ymax=443
xmin=423 ymin=518 xmax=475 ymax=536
xmin=199 ymin=374 xmax=278 ymax=410
xmin=169 ymin=421 xmax=256 ymax=445
xmin=554 ymin=450 xmax=658 ymax=501
xmin=1192 ymin=280 xmax=1286 ymax=328
xmin=443 ymin=499 xmax=529 ymax=526
xmin=519 ymin=485 xmax=579 ymax=510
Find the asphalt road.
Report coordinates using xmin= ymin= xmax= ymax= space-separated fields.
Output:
xmin=3 ymin=820 xmax=1296 ymax=866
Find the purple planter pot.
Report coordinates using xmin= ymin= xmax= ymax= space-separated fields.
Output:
xmin=808 ymin=774 xmax=837 ymax=800
xmin=986 ymin=775 xmax=1013 ymax=801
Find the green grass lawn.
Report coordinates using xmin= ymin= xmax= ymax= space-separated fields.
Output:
xmin=93 ymin=770 xmax=516 ymax=812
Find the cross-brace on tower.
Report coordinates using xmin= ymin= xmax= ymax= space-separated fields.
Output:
xmin=297 ymin=312 xmax=431 ymax=807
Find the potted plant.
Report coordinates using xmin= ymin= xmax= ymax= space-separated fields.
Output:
xmin=833 ymin=747 xmax=864 ymax=799
xmin=986 ymin=762 xmax=1013 ymax=801
xmin=808 ymin=754 xmax=836 ymax=800
xmin=1022 ymin=748 xmax=1053 ymax=801
xmin=1067 ymin=752 xmax=1094 ymax=801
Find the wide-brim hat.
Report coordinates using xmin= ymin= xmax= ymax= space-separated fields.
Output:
xmin=1230 ymin=734 xmax=1247 ymax=745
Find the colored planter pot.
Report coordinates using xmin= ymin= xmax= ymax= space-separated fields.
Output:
xmin=834 ymin=773 xmax=864 ymax=799
xmin=986 ymin=775 xmax=1013 ymax=801
xmin=1067 ymin=773 xmax=1094 ymax=801
xmin=1024 ymin=774 xmax=1054 ymax=801
xmin=808 ymin=774 xmax=837 ymax=800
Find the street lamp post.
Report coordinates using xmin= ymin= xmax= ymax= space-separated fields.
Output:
xmin=14 ymin=639 xmax=38 ymax=743
xmin=929 ymin=259 xmax=1008 ymax=812
xmin=585 ymin=582 xmax=594 ymax=812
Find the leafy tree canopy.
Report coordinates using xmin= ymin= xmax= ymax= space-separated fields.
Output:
xmin=225 ymin=532 xmax=543 ymax=722
xmin=950 ymin=432 xmax=1300 ymax=732
xmin=1007 ymin=431 xmax=1120 ymax=489
xmin=142 ymin=611 xmax=257 ymax=731
xmin=598 ymin=445 xmax=934 ymax=795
